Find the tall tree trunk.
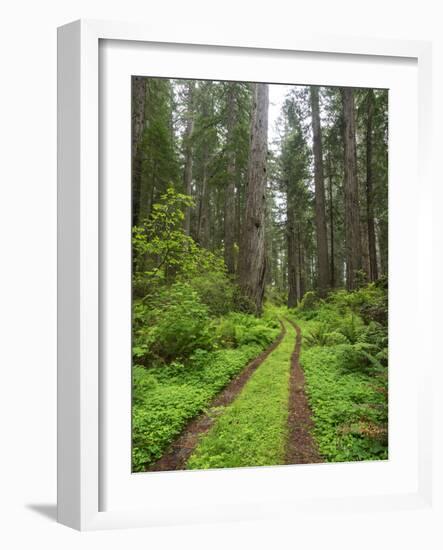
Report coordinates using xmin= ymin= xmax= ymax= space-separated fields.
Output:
xmin=310 ymin=86 xmax=329 ymax=296
xmin=196 ymin=86 xmax=211 ymax=247
xmin=377 ymin=218 xmax=388 ymax=277
xmin=183 ymin=81 xmax=195 ymax=235
xmin=238 ymin=83 xmax=269 ymax=315
xmin=287 ymin=189 xmax=299 ymax=308
xmin=327 ymin=153 xmax=335 ymax=288
xmin=132 ymin=76 xmax=147 ymax=226
xmin=235 ymin=166 xmax=243 ymax=254
xmin=341 ymin=88 xmax=362 ymax=290
xmin=366 ymin=89 xmax=379 ymax=282
xmin=224 ymin=83 xmax=237 ymax=273
xmin=298 ymin=226 xmax=305 ymax=299
xmin=197 ymin=145 xmax=210 ymax=247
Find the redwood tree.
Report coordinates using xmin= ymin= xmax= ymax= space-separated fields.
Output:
xmin=310 ymin=86 xmax=330 ymax=296
xmin=365 ymin=89 xmax=378 ymax=282
xmin=132 ymin=76 xmax=147 ymax=226
xmin=183 ymin=81 xmax=195 ymax=235
xmin=238 ymin=83 xmax=269 ymax=315
xmin=341 ymin=87 xmax=362 ymax=290
xmin=224 ymin=83 xmax=237 ymax=273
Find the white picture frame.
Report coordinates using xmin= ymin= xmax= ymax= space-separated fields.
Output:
xmin=57 ymin=19 xmax=434 ymax=531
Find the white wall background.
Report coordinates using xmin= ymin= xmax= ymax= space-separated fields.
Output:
xmin=0 ymin=1 xmax=441 ymax=548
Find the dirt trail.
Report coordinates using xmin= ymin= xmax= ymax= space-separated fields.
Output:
xmin=285 ymin=319 xmax=322 ymax=464
xmin=147 ymin=321 xmax=286 ymax=472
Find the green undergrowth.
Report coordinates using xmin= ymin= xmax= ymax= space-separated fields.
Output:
xmin=287 ymin=283 xmax=388 ymax=463
xmin=132 ymin=309 xmax=280 ymax=471
xmin=186 ymin=320 xmax=295 ymax=470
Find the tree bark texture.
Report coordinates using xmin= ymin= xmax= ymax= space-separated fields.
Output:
xmin=310 ymin=86 xmax=330 ymax=296
xmin=366 ymin=89 xmax=379 ymax=282
xmin=197 ymin=144 xmax=210 ymax=248
xmin=224 ymin=83 xmax=237 ymax=273
xmin=287 ymin=189 xmax=299 ymax=308
xmin=326 ymin=153 xmax=335 ymax=288
xmin=183 ymin=81 xmax=195 ymax=235
xmin=238 ymin=83 xmax=269 ymax=315
xmin=341 ymin=88 xmax=362 ymax=290
xmin=132 ymin=76 xmax=147 ymax=226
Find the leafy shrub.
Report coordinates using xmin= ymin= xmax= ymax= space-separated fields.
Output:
xmin=133 ymin=282 xmax=213 ymax=363
xmin=298 ymin=291 xmax=320 ymax=311
xmin=328 ymin=283 xmax=386 ymax=318
xmin=358 ymin=321 xmax=388 ymax=349
xmin=265 ymin=286 xmax=287 ymax=307
xmin=232 ymin=285 xmax=257 ymax=314
xmin=303 ymin=322 xmax=331 ymax=347
xmin=215 ymin=316 xmax=237 ymax=347
xmin=215 ymin=312 xmax=279 ymax=349
xmin=324 ymin=331 xmax=349 ymax=346
xmin=133 ymin=188 xmax=226 ymax=290
xmin=334 ymin=343 xmax=381 ymax=375
xmin=335 ymin=313 xmax=365 ymax=344
xmin=187 ymin=272 xmax=234 ymax=316
xmin=132 ymin=366 xmax=158 ymax=405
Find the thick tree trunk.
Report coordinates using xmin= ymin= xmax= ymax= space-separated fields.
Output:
xmin=366 ymin=89 xmax=379 ymax=282
xmin=310 ymin=86 xmax=329 ymax=296
xmin=224 ymin=83 xmax=237 ymax=273
xmin=132 ymin=76 xmax=147 ymax=226
xmin=341 ymin=88 xmax=362 ymax=290
xmin=183 ymin=81 xmax=195 ymax=235
xmin=238 ymin=83 xmax=269 ymax=315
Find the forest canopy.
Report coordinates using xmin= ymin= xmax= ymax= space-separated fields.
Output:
xmin=132 ymin=78 xmax=388 ymax=310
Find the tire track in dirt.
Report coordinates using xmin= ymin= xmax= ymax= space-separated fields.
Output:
xmin=285 ymin=318 xmax=323 ymax=464
xmin=146 ymin=321 xmax=286 ymax=472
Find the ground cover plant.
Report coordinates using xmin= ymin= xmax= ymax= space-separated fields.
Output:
xmin=288 ymin=283 xmax=388 ymax=462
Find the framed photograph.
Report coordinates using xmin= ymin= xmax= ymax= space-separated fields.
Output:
xmin=57 ymin=19 xmax=433 ymax=530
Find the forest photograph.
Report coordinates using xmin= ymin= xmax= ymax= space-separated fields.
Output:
xmin=131 ymin=76 xmax=388 ymax=473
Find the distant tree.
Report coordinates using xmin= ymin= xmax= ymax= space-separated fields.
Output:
xmin=183 ymin=81 xmax=195 ymax=235
xmin=341 ymin=87 xmax=362 ymax=290
xmin=365 ymin=89 xmax=379 ymax=282
xmin=132 ymin=76 xmax=147 ymax=226
xmin=310 ymin=86 xmax=330 ymax=296
xmin=281 ymin=111 xmax=309 ymax=306
xmin=224 ymin=83 xmax=237 ymax=274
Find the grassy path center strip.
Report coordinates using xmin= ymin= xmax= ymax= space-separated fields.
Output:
xmin=186 ymin=320 xmax=296 ymax=470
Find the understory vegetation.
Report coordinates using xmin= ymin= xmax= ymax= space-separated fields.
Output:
xmin=288 ymin=282 xmax=388 ymax=462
